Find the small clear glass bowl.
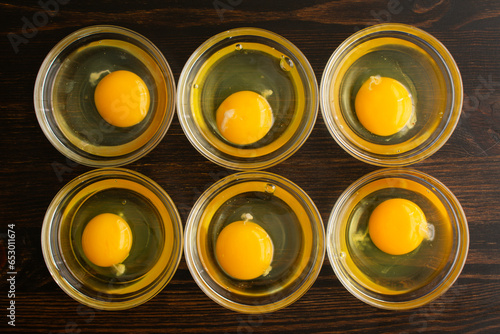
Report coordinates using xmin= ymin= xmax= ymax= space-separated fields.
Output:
xmin=41 ymin=168 xmax=183 ymax=310
xmin=34 ymin=25 xmax=176 ymax=167
xmin=327 ymin=168 xmax=468 ymax=310
xmin=320 ymin=23 xmax=463 ymax=166
xmin=177 ymin=27 xmax=318 ymax=170
xmin=184 ymin=172 xmax=325 ymax=313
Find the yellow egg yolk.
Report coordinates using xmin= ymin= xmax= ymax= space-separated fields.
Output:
xmin=355 ymin=76 xmax=413 ymax=136
xmin=368 ymin=198 xmax=427 ymax=255
xmin=216 ymin=91 xmax=273 ymax=145
xmin=215 ymin=220 xmax=273 ymax=280
xmin=82 ymin=213 xmax=133 ymax=267
xmin=94 ymin=70 xmax=150 ymax=127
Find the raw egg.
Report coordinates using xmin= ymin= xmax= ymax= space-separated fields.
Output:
xmin=216 ymin=90 xmax=273 ymax=145
xmin=368 ymin=198 xmax=427 ymax=255
xmin=82 ymin=213 xmax=133 ymax=267
xmin=355 ymin=76 xmax=413 ymax=136
xmin=94 ymin=70 xmax=150 ymax=127
xmin=215 ymin=217 xmax=273 ymax=280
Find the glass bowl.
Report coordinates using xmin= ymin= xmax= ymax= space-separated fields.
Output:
xmin=326 ymin=168 xmax=468 ymax=310
xmin=34 ymin=25 xmax=176 ymax=167
xmin=177 ymin=27 xmax=318 ymax=170
xmin=320 ymin=23 xmax=463 ymax=166
xmin=184 ymin=172 xmax=325 ymax=313
xmin=41 ymin=168 xmax=183 ymax=310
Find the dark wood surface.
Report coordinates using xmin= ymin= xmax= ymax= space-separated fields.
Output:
xmin=1 ymin=0 xmax=500 ymax=333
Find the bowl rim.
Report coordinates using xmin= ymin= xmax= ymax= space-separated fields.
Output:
xmin=41 ymin=167 xmax=184 ymax=310
xmin=320 ymin=23 xmax=463 ymax=167
xmin=326 ymin=168 xmax=469 ymax=310
xmin=184 ymin=171 xmax=325 ymax=313
xmin=176 ymin=27 xmax=319 ymax=171
xmin=34 ymin=25 xmax=176 ymax=167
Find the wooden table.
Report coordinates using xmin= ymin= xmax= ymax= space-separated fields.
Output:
xmin=2 ymin=1 xmax=499 ymax=333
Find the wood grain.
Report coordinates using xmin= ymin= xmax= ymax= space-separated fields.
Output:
xmin=1 ymin=0 xmax=500 ymax=333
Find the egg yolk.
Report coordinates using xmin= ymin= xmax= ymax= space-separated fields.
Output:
xmin=215 ymin=220 xmax=273 ymax=280
xmin=355 ymin=76 xmax=413 ymax=136
xmin=94 ymin=70 xmax=150 ymax=127
xmin=216 ymin=91 xmax=273 ymax=145
xmin=368 ymin=198 xmax=427 ymax=255
xmin=82 ymin=213 xmax=133 ymax=267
